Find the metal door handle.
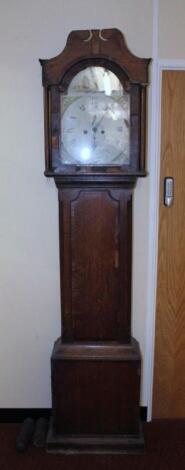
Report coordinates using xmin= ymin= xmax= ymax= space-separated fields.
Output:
xmin=164 ymin=177 xmax=174 ymax=207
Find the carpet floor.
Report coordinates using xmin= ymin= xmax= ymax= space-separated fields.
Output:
xmin=0 ymin=420 xmax=185 ymax=470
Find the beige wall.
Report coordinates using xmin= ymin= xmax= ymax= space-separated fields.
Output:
xmin=0 ymin=0 xmax=184 ymax=408
xmin=158 ymin=0 xmax=185 ymax=58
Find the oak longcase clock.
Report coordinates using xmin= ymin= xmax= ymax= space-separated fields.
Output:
xmin=40 ymin=28 xmax=150 ymax=453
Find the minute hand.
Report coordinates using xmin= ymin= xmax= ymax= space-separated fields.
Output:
xmin=93 ymin=114 xmax=105 ymax=130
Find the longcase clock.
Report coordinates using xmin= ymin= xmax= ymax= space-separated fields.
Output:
xmin=40 ymin=28 xmax=150 ymax=453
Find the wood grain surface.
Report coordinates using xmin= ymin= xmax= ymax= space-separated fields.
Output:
xmin=59 ymin=187 xmax=133 ymax=342
xmin=51 ymin=338 xmax=141 ymax=435
xmin=153 ymin=71 xmax=185 ymax=418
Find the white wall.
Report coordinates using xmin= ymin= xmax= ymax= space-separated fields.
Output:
xmin=0 ymin=0 xmax=184 ymax=409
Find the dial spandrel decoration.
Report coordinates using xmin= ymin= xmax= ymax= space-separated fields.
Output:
xmin=55 ymin=67 xmax=130 ymax=170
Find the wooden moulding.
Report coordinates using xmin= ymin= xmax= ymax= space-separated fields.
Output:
xmin=40 ymin=29 xmax=150 ymax=87
xmin=53 ymin=174 xmax=140 ymax=188
xmin=51 ymin=336 xmax=141 ymax=361
xmin=47 ymin=419 xmax=145 ymax=454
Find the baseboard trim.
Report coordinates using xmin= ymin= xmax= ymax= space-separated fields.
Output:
xmin=0 ymin=407 xmax=147 ymax=423
xmin=140 ymin=406 xmax=147 ymax=422
xmin=0 ymin=408 xmax=51 ymax=423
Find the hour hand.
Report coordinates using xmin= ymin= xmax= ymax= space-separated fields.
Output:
xmin=93 ymin=115 xmax=104 ymax=130
xmin=91 ymin=115 xmax=97 ymax=127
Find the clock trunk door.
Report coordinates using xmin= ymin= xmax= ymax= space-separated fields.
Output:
xmin=59 ymin=188 xmax=132 ymax=342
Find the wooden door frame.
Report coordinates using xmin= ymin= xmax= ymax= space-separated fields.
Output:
xmin=145 ymin=59 xmax=185 ymax=421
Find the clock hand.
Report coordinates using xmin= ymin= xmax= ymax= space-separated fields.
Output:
xmin=92 ymin=131 xmax=97 ymax=150
xmin=91 ymin=114 xmax=106 ymax=150
xmin=91 ymin=115 xmax=97 ymax=127
xmin=93 ymin=114 xmax=105 ymax=131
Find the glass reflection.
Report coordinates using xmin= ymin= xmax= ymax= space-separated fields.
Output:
xmin=67 ymin=66 xmax=123 ymax=96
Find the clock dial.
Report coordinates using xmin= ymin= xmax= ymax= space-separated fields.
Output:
xmin=61 ymin=93 xmax=130 ymax=165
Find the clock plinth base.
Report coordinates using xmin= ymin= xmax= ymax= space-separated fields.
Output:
xmin=49 ymin=337 xmax=144 ymax=454
xmin=46 ymin=419 xmax=145 ymax=454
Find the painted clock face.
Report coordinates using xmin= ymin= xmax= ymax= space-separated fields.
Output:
xmin=59 ymin=67 xmax=130 ymax=167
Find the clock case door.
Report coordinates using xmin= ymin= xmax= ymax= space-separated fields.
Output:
xmin=40 ymin=29 xmax=150 ymax=452
xmin=58 ymin=184 xmax=133 ymax=343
